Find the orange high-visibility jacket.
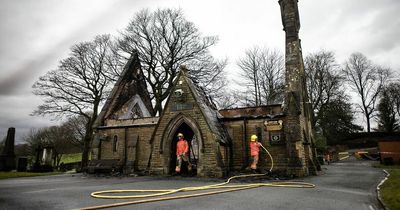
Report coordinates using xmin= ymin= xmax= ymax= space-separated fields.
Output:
xmin=176 ymin=139 xmax=189 ymax=156
xmin=250 ymin=142 xmax=260 ymax=156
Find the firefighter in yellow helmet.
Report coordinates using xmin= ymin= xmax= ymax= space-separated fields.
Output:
xmin=175 ymin=133 xmax=191 ymax=173
xmin=250 ymin=134 xmax=261 ymax=171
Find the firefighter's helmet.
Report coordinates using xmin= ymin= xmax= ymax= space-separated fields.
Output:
xmin=251 ymin=134 xmax=258 ymax=141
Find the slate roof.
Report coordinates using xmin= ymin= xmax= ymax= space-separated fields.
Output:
xmin=180 ymin=67 xmax=231 ymax=145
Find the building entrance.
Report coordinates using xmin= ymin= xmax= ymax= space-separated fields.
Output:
xmin=170 ymin=122 xmax=199 ymax=175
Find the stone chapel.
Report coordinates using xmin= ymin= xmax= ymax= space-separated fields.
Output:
xmin=89 ymin=0 xmax=318 ymax=177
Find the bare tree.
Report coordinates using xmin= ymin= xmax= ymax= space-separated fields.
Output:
xmin=32 ymin=34 xmax=119 ymax=169
xmin=42 ymin=126 xmax=77 ymax=167
xmin=187 ymin=56 xmax=229 ymax=107
xmin=390 ymin=82 xmax=400 ymax=117
xmin=62 ymin=115 xmax=88 ymax=149
xmin=237 ymin=47 xmax=261 ymax=106
xmin=24 ymin=126 xmax=79 ymax=167
xmin=24 ymin=129 xmax=44 ymax=157
xmin=343 ymin=52 xmax=392 ymax=132
xmin=259 ymin=49 xmax=285 ymax=104
xmin=305 ymin=50 xmax=344 ymax=128
xmin=118 ymin=8 xmax=225 ymax=114
xmin=237 ymin=47 xmax=284 ymax=106
xmin=213 ymin=92 xmax=240 ymax=109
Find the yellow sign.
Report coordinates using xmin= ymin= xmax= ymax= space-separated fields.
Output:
xmin=264 ymin=120 xmax=283 ymax=131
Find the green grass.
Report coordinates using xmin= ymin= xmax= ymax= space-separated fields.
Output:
xmin=379 ymin=165 xmax=400 ymax=210
xmin=59 ymin=153 xmax=82 ymax=164
xmin=0 ymin=171 xmax=63 ymax=180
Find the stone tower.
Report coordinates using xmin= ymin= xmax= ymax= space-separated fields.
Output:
xmin=279 ymin=0 xmax=317 ymax=176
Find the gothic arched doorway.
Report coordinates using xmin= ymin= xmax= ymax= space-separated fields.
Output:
xmin=170 ymin=122 xmax=199 ymax=175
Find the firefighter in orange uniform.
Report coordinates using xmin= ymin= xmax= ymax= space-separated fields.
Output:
xmin=250 ymin=134 xmax=261 ymax=171
xmin=175 ymin=133 xmax=190 ymax=173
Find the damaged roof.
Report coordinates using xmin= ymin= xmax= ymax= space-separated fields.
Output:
xmin=219 ymin=105 xmax=284 ymax=120
xmin=93 ymin=50 xmax=154 ymax=128
xmin=180 ymin=67 xmax=230 ymax=145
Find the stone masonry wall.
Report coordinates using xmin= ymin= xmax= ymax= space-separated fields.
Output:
xmin=96 ymin=124 xmax=155 ymax=171
xmin=224 ymin=118 xmax=288 ymax=173
xmin=149 ymin=75 xmax=224 ymax=177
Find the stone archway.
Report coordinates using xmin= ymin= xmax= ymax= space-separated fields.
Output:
xmin=160 ymin=114 xmax=203 ymax=175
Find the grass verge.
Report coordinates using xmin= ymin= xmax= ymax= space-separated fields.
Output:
xmin=59 ymin=153 xmax=82 ymax=164
xmin=378 ymin=165 xmax=400 ymax=210
xmin=0 ymin=171 xmax=63 ymax=180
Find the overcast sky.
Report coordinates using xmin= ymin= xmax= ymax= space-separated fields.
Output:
xmin=1 ymin=0 xmax=400 ymax=144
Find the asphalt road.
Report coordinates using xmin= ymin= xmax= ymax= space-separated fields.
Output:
xmin=0 ymin=157 xmax=385 ymax=210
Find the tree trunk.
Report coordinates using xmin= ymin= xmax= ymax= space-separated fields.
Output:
xmin=56 ymin=154 xmax=62 ymax=167
xmin=81 ymin=127 xmax=93 ymax=170
xmin=154 ymin=90 xmax=164 ymax=116
xmin=154 ymin=100 xmax=162 ymax=116
xmin=80 ymin=99 xmax=100 ymax=170
xmin=53 ymin=152 xmax=57 ymax=166
xmin=80 ymin=116 xmax=96 ymax=170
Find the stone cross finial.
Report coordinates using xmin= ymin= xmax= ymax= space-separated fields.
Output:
xmin=179 ymin=65 xmax=188 ymax=75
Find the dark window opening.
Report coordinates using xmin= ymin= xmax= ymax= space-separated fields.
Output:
xmin=256 ymin=127 xmax=262 ymax=142
xmin=113 ymin=135 xmax=118 ymax=152
xmin=131 ymin=104 xmax=143 ymax=119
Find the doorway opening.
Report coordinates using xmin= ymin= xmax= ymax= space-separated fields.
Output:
xmin=170 ymin=122 xmax=199 ymax=176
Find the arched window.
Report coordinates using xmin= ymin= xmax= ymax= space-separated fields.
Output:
xmin=113 ymin=135 xmax=118 ymax=152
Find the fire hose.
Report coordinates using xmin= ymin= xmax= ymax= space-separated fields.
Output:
xmin=77 ymin=143 xmax=315 ymax=210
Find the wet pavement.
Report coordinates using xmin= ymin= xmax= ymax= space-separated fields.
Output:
xmin=0 ymin=157 xmax=385 ymax=210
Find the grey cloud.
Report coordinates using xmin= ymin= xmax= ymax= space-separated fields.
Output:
xmin=0 ymin=0 xmax=132 ymax=143
xmin=0 ymin=1 xmax=67 ymax=95
xmin=0 ymin=1 xmax=123 ymax=96
xmin=0 ymin=0 xmax=60 ymax=59
xmin=362 ymin=5 xmax=400 ymax=54
xmin=0 ymin=118 xmax=55 ymax=144
xmin=0 ymin=47 xmax=64 ymax=96
xmin=0 ymin=60 xmax=51 ymax=96
xmin=0 ymin=94 xmax=55 ymax=144
xmin=301 ymin=0 xmax=400 ymax=69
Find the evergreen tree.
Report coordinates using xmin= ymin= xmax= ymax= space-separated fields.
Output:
xmin=318 ymin=97 xmax=363 ymax=145
xmin=376 ymin=86 xmax=400 ymax=132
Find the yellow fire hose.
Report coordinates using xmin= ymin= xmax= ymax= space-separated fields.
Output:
xmin=78 ymin=144 xmax=315 ymax=210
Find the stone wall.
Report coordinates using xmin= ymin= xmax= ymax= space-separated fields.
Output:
xmin=149 ymin=74 xmax=225 ymax=177
xmin=224 ymin=117 xmax=287 ymax=173
xmin=95 ymin=123 xmax=156 ymax=172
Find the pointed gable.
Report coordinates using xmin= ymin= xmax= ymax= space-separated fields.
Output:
xmin=94 ymin=51 xmax=154 ymax=127
xmin=162 ymin=66 xmax=230 ymax=145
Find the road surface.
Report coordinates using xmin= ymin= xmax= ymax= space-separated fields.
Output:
xmin=0 ymin=157 xmax=385 ymax=210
